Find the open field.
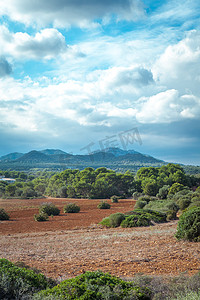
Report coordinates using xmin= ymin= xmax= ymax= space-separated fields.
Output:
xmin=0 ymin=197 xmax=200 ymax=280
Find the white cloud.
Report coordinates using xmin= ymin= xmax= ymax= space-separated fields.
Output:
xmin=0 ymin=0 xmax=145 ymax=28
xmin=136 ymin=89 xmax=200 ymax=123
xmin=0 ymin=26 xmax=67 ymax=60
xmin=153 ymin=30 xmax=200 ymax=95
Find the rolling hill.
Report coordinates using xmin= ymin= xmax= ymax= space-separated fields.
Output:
xmin=0 ymin=147 xmax=165 ymax=171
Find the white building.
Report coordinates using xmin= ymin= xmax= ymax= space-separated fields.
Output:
xmin=0 ymin=178 xmax=16 ymax=183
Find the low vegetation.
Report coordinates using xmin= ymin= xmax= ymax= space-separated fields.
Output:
xmin=0 ymin=208 xmax=9 ymax=221
xmin=0 ymin=258 xmax=55 ymax=299
xmin=111 ymin=195 xmax=119 ymax=203
xmin=39 ymin=203 xmax=60 ymax=216
xmin=100 ymin=209 xmax=166 ymax=228
xmin=97 ymin=201 xmax=111 ymax=209
xmin=33 ymin=270 xmax=151 ymax=300
xmin=34 ymin=213 xmax=49 ymax=222
xmin=175 ymin=207 xmax=200 ymax=242
xmin=100 ymin=213 xmax=125 ymax=228
xmin=1 ymin=259 xmax=200 ymax=300
xmin=63 ymin=202 xmax=80 ymax=213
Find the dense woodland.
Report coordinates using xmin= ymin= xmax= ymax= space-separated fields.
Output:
xmin=0 ymin=164 xmax=200 ymax=200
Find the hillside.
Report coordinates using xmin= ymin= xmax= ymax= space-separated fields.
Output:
xmin=0 ymin=147 xmax=165 ymax=171
xmin=0 ymin=152 xmax=24 ymax=162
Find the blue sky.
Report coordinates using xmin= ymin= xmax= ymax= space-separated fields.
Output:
xmin=0 ymin=0 xmax=200 ymax=165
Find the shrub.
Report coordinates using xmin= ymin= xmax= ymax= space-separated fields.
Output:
xmin=166 ymin=210 xmax=177 ymax=221
xmin=166 ymin=202 xmax=179 ymax=213
xmin=97 ymin=201 xmax=111 ymax=209
xmin=189 ymin=201 xmax=200 ymax=209
xmin=168 ymin=183 xmax=186 ymax=195
xmin=63 ymin=203 xmax=80 ymax=213
xmin=0 ymin=208 xmax=9 ymax=220
xmin=191 ymin=196 xmax=200 ymax=203
xmin=175 ymin=207 xmax=200 ymax=242
xmin=0 ymin=258 xmax=55 ymax=299
xmin=138 ymin=195 xmax=151 ymax=202
xmin=143 ymin=199 xmax=177 ymax=214
xmin=34 ymin=270 xmax=151 ymax=300
xmin=132 ymin=191 xmax=142 ymax=200
xmin=177 ymin=198 xmax=191 ymax=210
xmin=195 ymin=186 xmax=200 ymax=193
xmin=100 ymin=213 xmax=125 ymax=228
xmin=123 ymin=209 xmax=167 ymax=226
xmin=34 ymin=213 xmax=49 ymax=222
xmin=157 ymin=185 xmax=170 ymax=199
xmin=121 ymin=214 xmax=151 ymax=227
xmin=99 ymin=217 xmax=111 ymax=227
xmin=111 ymin=195 xmax=119 ymax=203
xmin=39 ymin=203 xmax=60 ymax=216
xmin=135 ymin=200 xmax=147 ymax=209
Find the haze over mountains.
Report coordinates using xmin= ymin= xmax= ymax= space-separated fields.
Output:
xmin=0 ymin=148 xmax=164 ymax=172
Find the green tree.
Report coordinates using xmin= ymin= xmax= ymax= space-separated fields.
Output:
xmin=143 ymin=180 xmax=159 ymax=196
xmin=168 ymin=183 xmax=186 ymax=195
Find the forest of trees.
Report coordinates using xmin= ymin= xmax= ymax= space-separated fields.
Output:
xmin=0 ymin=163 xmax=199 ymax=200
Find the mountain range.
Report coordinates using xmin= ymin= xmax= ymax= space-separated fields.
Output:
xmin=0 ymin=147 xmax=165 ymax=171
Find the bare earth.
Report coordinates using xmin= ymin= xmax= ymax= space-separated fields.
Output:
xmin=0 ymin=197 xmax=200 ymax=280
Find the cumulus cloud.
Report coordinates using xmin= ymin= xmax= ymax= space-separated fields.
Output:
xmin=0 ymin=0 xmax=145 ymax=27
xmin=0 ymin=26 xmax=67 ymax=60
xmin=136 ymin=89 xmax=200 ymax=123
xmin=0 ymin=57 xmax=12 ymax=77
xmin=153 ymin=30 xmax=200 ymax=95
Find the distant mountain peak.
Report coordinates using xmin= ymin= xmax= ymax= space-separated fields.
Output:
xmin=40 ymin=149 xmax=68 ymax=155
xmin=101 ymin=147 xmax=139 ymax=157
xmin=0 ymin=152 xmax=24 ymax=162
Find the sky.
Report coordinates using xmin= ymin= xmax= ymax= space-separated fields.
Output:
xmin=0 ymin=0 xmax=200 ymax=165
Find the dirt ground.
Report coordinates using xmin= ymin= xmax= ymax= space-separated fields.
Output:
xmin=0 ymin=197 xmax=200 ymax=280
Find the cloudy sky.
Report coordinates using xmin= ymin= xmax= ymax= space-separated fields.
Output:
xmin=0 ymin=0 xmax=200 ymax=165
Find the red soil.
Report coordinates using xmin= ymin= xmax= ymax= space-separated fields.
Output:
xmin=0 ymin=197 xmax=199 ymax=280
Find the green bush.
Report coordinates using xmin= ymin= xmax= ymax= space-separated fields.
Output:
xmin=0 ymin=258 xmax=55 ymax=299
xmin=143 ymin=199 xmax=177 ymax=214
xmin=189 ymin=201 xmax=200 ymax=209
xmin=34 ymin=270 xmax=151 ymax=300
xmin=100 ymin=217 xmax=111 ymax=227
xmin=121 ymin=214 xmax=151 ymax=227
xmin=138 ymin=196 xmax=151 ymax=202
xmin=97 ymin=201 xmax=111 ymax=209
xmin=135 ymin=200 xmax=147 ymax=209
xmin=110 ymin=195 xmax=119 ymax=203
xmin=175 ymin=207 xmax=200 ymax=242
xmin=166 ymin=210 xmax=177 ymax=221
xmin=0 ymin=208 xmax=9 ymax=220
xmin=191 ymin=196 xmax=200 ymax=203
xmin=157 ymin=185 xmax=170 ymax=199
xmin=168 ymin=183 xmax=186 ymax=195
xmin=132 ymin=191 xmax=142 ymax=200
xmin=122 ymin=209 xmax=167 ymax=227
xmin=166 ymin=202 xmax=179 ymax=213
xmin=172 ymin=290 xmax=200 ymax=300
xmin=39 ymin=203 xmax=60 ymax=216
xmin=63 ymin=202 xmax=80 ymax=213
xmin=100 ymin=213 xmax=125 ymax=228
xmin=177 ymin=198 xmax=191 ymax=210
xmin=34 ymin=213 xmax=49 ymax=222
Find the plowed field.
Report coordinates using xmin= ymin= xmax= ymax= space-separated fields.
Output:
xmin=0 ymin=197 xmax=200 ymax=279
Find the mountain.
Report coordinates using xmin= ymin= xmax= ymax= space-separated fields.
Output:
xmin=39 ymin=149 xmax=68 ymax=156
xmin=101 ymin=147 xmax=139 ymax=157
xmin=16 ymin=150 xmax=52 ymax=163
xmin=0 ymin=152 xmax=24 ymax=161
xmin=0 ymin=147 xmax=165 ymax=171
